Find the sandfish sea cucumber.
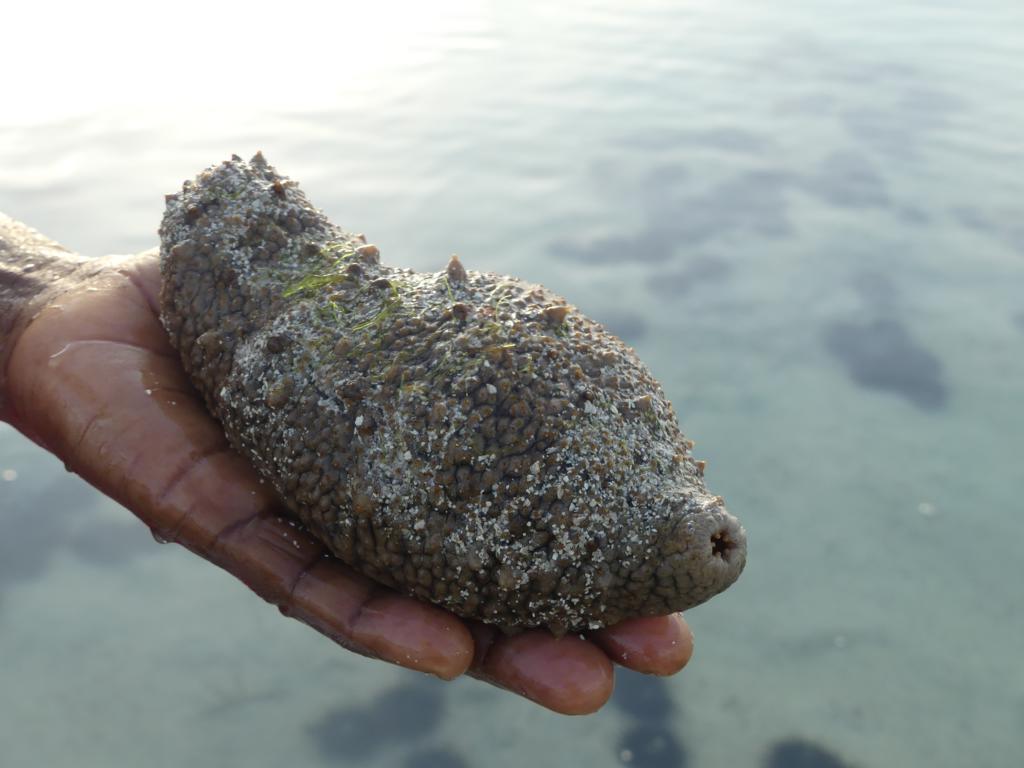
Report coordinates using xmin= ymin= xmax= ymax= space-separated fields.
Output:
xmin=158 ymin=153 xmax=746 ymax=635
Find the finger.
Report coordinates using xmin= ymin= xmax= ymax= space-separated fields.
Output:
xmin=213 ymin=514 xmax=473 ymax=680
xmin=590 ymin=613 xmax=694 ymax=675
xmin=468 ymin=623 xmax=614 ymax=715
xmin=116 ymin=250 xmax=163 ymax=314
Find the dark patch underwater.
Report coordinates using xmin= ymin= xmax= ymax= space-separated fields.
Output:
xmin=308 ymin=679 xmax=445 ymax=760
xmin=403 ymin=746 xmax=470 ymax=768
xmin=824 ymin=317 xmax=948 ymax=411
xmin=764 ymin=737 xmax=854 ymax=768
xmin=611 ymin=669 xmax=689 ymax=767
xmin=0 ymin=473 xmax=158 ymax=608
xmin=618 ymin=724 xmax=689 ymax=768
xmin=612 ymin=668 xmax=675 ymax=723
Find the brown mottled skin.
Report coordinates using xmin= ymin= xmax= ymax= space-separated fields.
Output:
xmin=159 ymin=154 xmax=746 ymax=634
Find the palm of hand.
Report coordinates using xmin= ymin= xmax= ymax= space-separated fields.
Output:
xmin=3 ymin=250 xmax=693 ymax=714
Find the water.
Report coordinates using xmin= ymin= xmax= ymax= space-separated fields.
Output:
xmin=2 ymin=1 xmax=1023 ymax=766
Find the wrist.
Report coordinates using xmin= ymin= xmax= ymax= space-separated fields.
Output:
xmin=0 ymin=213 xmax=90 ymax=416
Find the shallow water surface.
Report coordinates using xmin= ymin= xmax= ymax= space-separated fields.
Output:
xmin=2 ymin=1 xmax=1023 ymax=766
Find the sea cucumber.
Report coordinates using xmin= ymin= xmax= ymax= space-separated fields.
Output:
xmin=158 ymin=153 xmax=746 ymax=634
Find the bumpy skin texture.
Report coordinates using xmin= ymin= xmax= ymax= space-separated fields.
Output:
xmin=159 ymin=154 xmax=746 ymax=634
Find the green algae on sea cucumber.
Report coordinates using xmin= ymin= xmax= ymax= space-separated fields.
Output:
xmin=158 ymin=153 xmax=746 ymax=634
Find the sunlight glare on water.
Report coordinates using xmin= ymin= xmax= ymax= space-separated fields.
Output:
xmin=2 ymin=0 xmax=489 ymax=121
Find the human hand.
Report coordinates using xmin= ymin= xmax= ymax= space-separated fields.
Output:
xmin=0 ymin=217 xmax=694 ymax=715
